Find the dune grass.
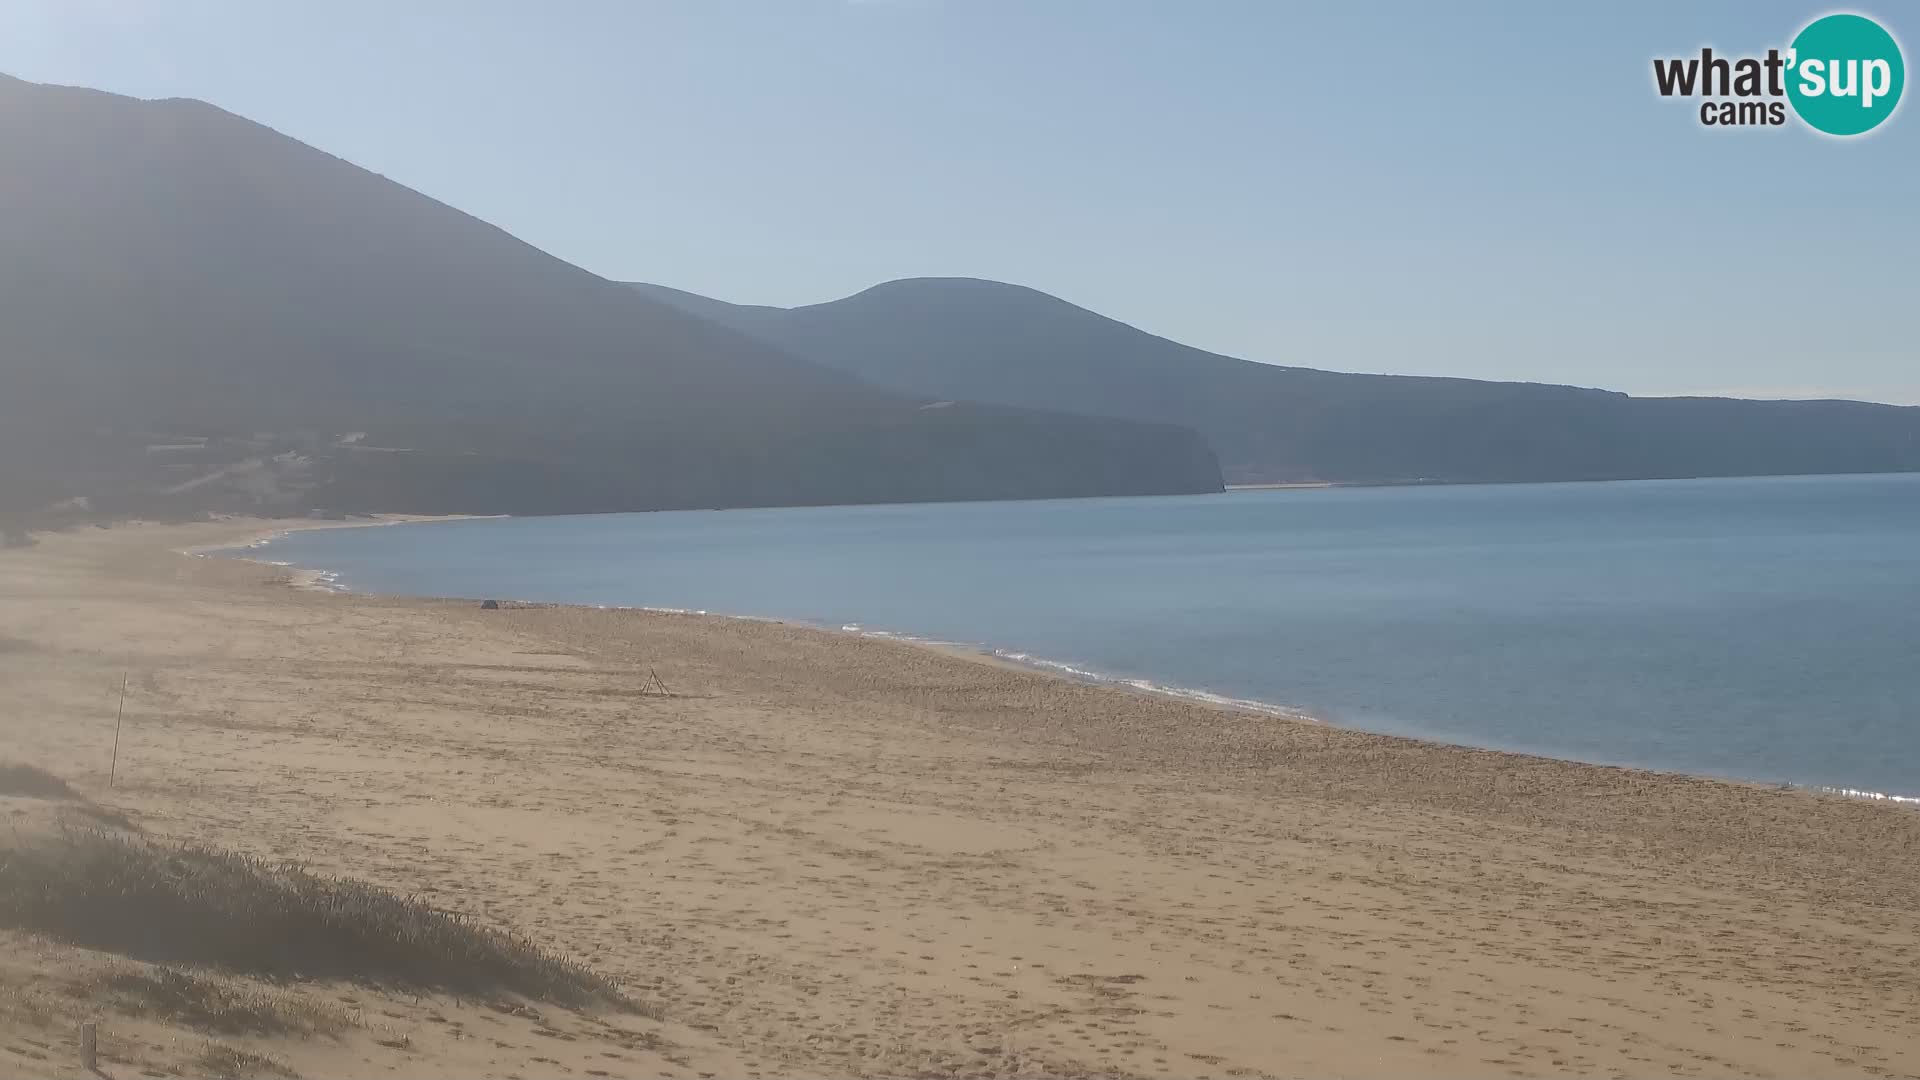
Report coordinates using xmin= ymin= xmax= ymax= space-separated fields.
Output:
xmin=0 ymin=828 xmax=625 ymax=1008
xmin=81 ymin=966 xmax=352 ymax=1037
xmin=195 ymin=1042 xmax=299 ymax=1080
xmin=0 ymin=762 xmax=75 ymax=800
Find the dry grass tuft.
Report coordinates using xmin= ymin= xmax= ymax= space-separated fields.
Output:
xmin=195 ymin=1041 xmax=300 ymax=1079
xmin=0 ymin=762 xmax=75 ymax=801
xmin=69 ymin=802 xmax=138 ymax=830
xmin=81 ymin=966 xmax=351 ymax=1037
xmin=0 ymin=829 xmax=626 ymax=1008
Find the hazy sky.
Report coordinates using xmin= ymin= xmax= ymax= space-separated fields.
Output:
xmin=3 ymin=1 xmax=1914 ymax=402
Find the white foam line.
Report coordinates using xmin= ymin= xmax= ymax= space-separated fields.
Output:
xmin=992 ymin=649 xmax=1316 ymax=721
xmin=1803 ymin=785 xmax=1920 ymax=805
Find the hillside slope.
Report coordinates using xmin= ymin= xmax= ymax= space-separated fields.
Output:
xmin=0 ymin=75 xmax=1220 ymax=517
xmin=634 ymin=278 xmax=1920 ymax=485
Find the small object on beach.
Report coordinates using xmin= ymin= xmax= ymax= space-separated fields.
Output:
xmin=80 ymin=1022 xmax=97 ymax=1071
xmin=480 ymin=599 xmax=500 ymax=610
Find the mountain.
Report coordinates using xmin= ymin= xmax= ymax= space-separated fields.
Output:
xmin=0 ymin=75 xmax=1221 ymax=519
xmin=633 ymin=278 xmax=1920 ymax=486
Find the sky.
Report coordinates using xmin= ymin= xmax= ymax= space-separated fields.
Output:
xmin=2 ymin=1 xmax=1914 ymax=403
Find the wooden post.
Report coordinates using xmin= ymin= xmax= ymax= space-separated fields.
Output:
xmin=79 ymin=1022 xmax=96 ymax=1071
xmin=109 ymin=670 xmax=128 ymax=788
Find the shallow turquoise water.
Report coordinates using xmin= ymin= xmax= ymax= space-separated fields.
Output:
xmin=258 ymin=473 xmax=1920 ymax=800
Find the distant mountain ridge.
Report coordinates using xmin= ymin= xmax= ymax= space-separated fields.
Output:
xmin=632 ymin=278 xmax=1920 ymax=485
xmin=0 ymin=74 xmax=1221 ymax=518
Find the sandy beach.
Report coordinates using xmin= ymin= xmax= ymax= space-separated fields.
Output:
xmin=3 ymin=518 xmax=1918 ymax=1079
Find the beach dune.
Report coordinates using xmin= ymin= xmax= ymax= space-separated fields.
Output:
xmin=1 ymin=519 xmax=1917 ymax=1078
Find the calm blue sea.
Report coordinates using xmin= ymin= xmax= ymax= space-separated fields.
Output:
xmin=253 ymin=474 xmax=1920 ymax=801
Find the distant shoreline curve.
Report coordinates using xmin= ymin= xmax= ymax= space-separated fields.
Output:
xmin=192 ymin=513 xmax=1920 ymax=809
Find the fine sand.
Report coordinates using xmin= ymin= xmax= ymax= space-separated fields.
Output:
xmin=3 ymin=518 xmax=1918 ymax=1079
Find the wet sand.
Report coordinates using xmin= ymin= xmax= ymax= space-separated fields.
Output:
xmin=3 ymin=518 xmax=1918 ymax=1078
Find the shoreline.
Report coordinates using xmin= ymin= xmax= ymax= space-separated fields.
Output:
xmin=175 ymin=511 xmax=508 ymax=556
xmin=181 ymin=512 xmax=509 ymax=591
xmin=217 ymin=515 xmax=1920 ymax=808
xmin=5 ymin=516 xmax=1920 ymax=1077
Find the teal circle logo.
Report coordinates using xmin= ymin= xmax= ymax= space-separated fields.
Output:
xmin=1786 ymin=13 xmax=1905 ymax=136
